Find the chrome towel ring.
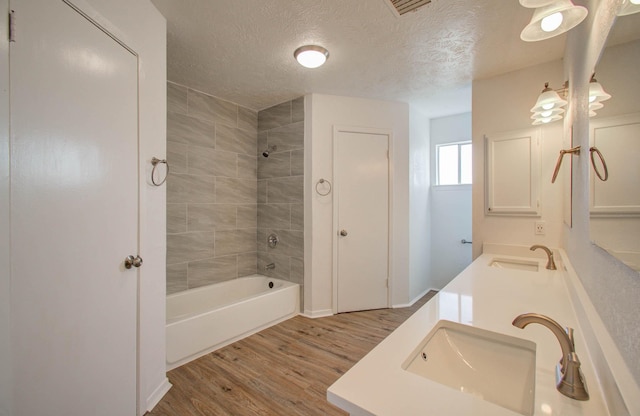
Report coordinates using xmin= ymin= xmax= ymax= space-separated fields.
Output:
xmin=151 ymin=157 xmax=169 ymax=186
xmin=315 ymin=178 xmax=332 ymax=196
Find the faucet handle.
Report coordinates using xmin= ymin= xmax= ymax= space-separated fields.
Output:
xmin=566 ymin=327 xmax=575 ymax=349
xmin=559 ymin=327 xmax=575 ymax=373
xmin=557 ymin=352 xmax=590 ymax=401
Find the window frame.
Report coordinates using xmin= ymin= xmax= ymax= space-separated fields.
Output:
xmin=435 ymin=140 xmax=472 ymax=186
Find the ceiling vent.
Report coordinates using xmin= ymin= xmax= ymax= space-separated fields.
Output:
xmin=385 ymin=0 xmax=432 ymax=16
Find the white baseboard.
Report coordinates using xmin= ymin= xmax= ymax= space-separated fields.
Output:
xmin=392 ymin=287 xmax=438 ymax=308
xmin=145 ymin=377 xmax=172 ymax=414
xmin=302 ymin=308 xmax=334 ymax=318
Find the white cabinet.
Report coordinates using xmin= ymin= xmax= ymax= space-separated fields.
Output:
xmin=485 ymin=128 xmax=540 ymax=216
xmin=590 ymin=113 xmax=640 ymax=216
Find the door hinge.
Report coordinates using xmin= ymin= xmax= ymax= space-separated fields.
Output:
xmin=9 ymin=10 xmax=16 ymax=42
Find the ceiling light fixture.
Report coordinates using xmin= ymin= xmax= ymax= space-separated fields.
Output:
xmin=294 ymin=45 xmax=329 ymax=69
xmin=588 ymin=74 xmax=611 ymax=117
xmin=618 ymin=0 xmax=640 ymax=16
xmin=530 ymin=82 xmax=568 ymax=125
xmin=520 ymin=0 xmax=588 ymax=42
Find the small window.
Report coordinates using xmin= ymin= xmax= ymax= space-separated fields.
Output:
xmin=436 ymin=142 xmax=472 ymax=185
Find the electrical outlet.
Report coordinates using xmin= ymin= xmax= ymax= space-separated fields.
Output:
xmin=535 ymin=221 xmax=546 ymax=235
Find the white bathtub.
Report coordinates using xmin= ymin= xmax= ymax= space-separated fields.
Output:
xmin=166 ymin=275 xmax=299 ymax=370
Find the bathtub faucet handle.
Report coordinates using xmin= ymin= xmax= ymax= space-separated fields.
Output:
xmin=268 ymin=234 xmax=279 ymax=248
xmin=265 ymin=263 xmax=275 ymax=271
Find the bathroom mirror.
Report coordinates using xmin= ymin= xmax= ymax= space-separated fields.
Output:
xmin=588 ymin=11 xmax=640 ymax=272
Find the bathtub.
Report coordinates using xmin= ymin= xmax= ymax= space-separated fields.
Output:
xmin=166 ymin=275 xmax=299 ymax=370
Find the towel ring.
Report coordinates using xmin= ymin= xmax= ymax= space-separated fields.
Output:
xmin=151 ymin=157 xmax=169 ymax=186
xmin=315 ymin=178 xmax=332 ymax=196
xmin=589 ymin=146 xmax=609 ymax=182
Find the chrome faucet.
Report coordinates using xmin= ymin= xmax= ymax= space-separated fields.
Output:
xmin=530 ymin=244 xmax=557 ymax=270
xmin=265 ymin=263 xmax=275 ymax=271
xmin=512 ymin=313 xmax=589 ymax=401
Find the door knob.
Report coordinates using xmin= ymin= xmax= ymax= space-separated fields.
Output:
xmin=340 ymin=229 xmax=348 ymax=237
xmin=124 ymin=255 xmax=143 ymax=269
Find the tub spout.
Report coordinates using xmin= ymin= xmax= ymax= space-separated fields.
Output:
xmin=265 ymin=263 xmax=275 ymax=271
xmin=512 ymin=313 xmax=589 ymax=400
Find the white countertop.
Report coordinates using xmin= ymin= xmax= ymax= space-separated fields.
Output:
xmin=327 ymin=249 xmax=611 ymax=416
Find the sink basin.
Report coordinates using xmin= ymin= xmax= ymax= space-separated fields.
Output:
xmin=489 ymin=258 xmax=539 ymax=272
xmin=402 ymin=320 xmax=536 ymax=416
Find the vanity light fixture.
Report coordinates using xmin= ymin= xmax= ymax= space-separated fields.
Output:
xmin=618 ymin=0 xmax=640 ymax=16
xmin=520 ymin=0 xmax=588 ymax=42
xmin=294 ymin=45 xmax=329 ymax=69
xmin=530 ymin=82 xmax=568 ymax=125
xmin=588 ymin=74 xmax=611 ymax=117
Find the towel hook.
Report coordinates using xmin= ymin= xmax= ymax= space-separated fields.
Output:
xmin=151 ymin=157 xmax=169 ymax=186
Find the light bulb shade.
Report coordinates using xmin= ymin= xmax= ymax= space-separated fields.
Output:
xmin=520 ymin=0 xmax=588 ymax=42
xmin=589 ymin=102 xmax=604 ymax=111
xmin=589 ymin=110 xmax=598 ymax=117
xmin=519 ymin=0 xmax=556 ymax=8
xmin=294 ymin=45 xmax=329 ymax=68
xmin=589 ymin=81 xmax=611 ymax=103
xmin=618 ymin=0 xmax=640 ymax=16
xmin=531 ymin=107 xmax=565 ymax=119
xmin=530 ymin=87 xmax=568 ymax=112
xmin=532 ymin=114 xmax=563 ymax=125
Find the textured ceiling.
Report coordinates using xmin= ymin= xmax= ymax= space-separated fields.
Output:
xmin=150 ymin=0 xmax=571 ymax=116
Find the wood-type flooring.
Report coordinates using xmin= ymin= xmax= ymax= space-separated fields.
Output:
xmin=149 ymin=290 xmax=438 ymax=416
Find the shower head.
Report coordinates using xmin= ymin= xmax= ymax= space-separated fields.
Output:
xmin=262 ymin=145 xmax=277 ymax=158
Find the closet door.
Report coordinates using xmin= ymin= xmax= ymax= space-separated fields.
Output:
xmin=10 ymin=1 xmax=139 ymax=414
xmin=335 ymin=128 xmax=390 ymax=313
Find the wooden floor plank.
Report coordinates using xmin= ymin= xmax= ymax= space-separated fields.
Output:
xmin=148 ymin=291 xmax=437 ymax=416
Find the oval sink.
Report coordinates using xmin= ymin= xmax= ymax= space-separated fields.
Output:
xmin=402 ymin=320 xmax=536 ymax=416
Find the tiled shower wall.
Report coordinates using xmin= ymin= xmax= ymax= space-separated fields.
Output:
xmin=166 ymin=81 xmax=258 ymax=294
xmin=257 ymin=99 xmax=304 ymax=302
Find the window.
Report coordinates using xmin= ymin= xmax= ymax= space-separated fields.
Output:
xmin=436 ymin=142 xmax=472 ymax=185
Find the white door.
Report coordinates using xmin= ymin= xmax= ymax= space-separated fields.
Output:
xmin=335 ymin=130 xmax=389 ymax=313
xmin=10 ymin=1 xmax=139 ymax=414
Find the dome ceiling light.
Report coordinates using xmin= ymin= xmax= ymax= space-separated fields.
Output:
xmin=294 ymin=45 xmax=329 ymax=69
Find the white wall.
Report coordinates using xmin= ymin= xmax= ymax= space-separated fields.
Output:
xmin=563 ymin=0 xmax=640 ymax=384
xmin=304 ymin=94 xmax=410 ymax=315
xmin=0 ymin=1 xmax=11 ymax=414
xmin=0 ymin=1 xmax=168 ymax=414
xmin=408 ymin=107 xmax=431 ymax=302
xmin=430 ymin=113 xmax=472 ymax=289
xmin=472 ymin=60 xmax=565 ymax=260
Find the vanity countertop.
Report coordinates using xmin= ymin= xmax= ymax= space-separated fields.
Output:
xmin=327 ymin=249 xmax=612 ymax=416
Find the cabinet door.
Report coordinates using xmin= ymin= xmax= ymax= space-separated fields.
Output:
xmin=485 ymin=129 xmax=540 ymax=216
xmin=590 ymin=113 xmax=640 ymax=216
